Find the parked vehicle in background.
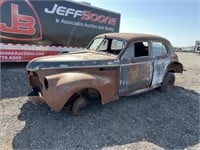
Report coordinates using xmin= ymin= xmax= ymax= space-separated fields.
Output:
xmin=0 ymin=0 xmax=120 ymax=62
xmin=194 ymin=40 xmax=200 ymax=52
xmin=26 ymin=33 xmax=183 ymax=115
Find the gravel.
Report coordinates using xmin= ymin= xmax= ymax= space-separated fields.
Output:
xmin=1 ymin=62 xmax=31 ymax=99
xmin=0 ymin=52 xmax=200 ymax=150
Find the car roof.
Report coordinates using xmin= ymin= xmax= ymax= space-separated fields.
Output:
xmin=95 ymin=33 xmax=171 ymax=45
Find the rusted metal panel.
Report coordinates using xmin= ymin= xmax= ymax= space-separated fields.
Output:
xmin=27 ymin=51 xmax=119 ymax=71
xmin=119 ymin=57 xmax=153 ymax=95
xmin=28 ymin=66 xmax=119 ymax=111
xmin=152 ymin=57 xmax=170 ymax=86
xmin=167 ymin=62 xmax=183 ymax=73
xmin=95 ymin=33 xmax=172 ymax=49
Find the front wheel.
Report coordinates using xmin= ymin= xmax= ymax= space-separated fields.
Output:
xmin=71 ymin=96 xmax=87 ymax=116
xmin=159 ymin=72 xmax=175 ymax=92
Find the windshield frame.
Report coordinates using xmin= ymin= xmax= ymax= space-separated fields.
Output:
xmin=87 ymin=37 xmax=127 ymax=56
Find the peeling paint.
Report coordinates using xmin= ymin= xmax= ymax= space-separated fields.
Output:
xmin=26 ymin=33 xmax=183 ymax=112
xmin=152 ymin=57 xmax=170 ymax=86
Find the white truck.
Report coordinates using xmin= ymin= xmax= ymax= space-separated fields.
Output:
xmin=194 ymin=40 xmax=200 ymax=53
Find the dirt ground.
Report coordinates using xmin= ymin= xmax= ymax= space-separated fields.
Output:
xmin=0 ymin=52 xmax=200 ymax=150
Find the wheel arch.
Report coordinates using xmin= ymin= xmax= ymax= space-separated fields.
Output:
xmin=167 ymin=61 xmax=183 ymax=73
xmin=66 ymin=87 xmax=102 ymax=105
xmin=42 ymin=72 xmax=118 ymax=111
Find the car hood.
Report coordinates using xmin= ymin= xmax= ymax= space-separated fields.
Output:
xmin=27 ymin=51 xmax=119 ymax=71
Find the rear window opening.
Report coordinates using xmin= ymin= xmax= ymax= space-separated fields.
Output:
xmin=134 ymin=42 xmax=149 ymax=57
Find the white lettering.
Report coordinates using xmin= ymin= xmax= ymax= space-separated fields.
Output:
xmin=65 ymin=8 xmax=75 ymax=16
xmin=73 ymin=10 xmax=83 ymax=18
xmin=44 ymin=4 xmax=58 ymax=14
xmin=44 ymin=4 xmax=117 ymax=26
xmin=56 ymin=6 xmax=66 ymax=16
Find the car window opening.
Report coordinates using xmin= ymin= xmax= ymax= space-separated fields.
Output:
xmin=134 ymin=42 xmax=149 ymax=57
xmin=152 ymin=42 xmax=168 ymax=57
xmin=88 ymin=38 xmax=125 ymax=55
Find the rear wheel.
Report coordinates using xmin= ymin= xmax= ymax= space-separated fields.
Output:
xmin=71 ymin=96 xmax=87 ymax=116
xmin=159 ymin=72 xmax=175 ymax=92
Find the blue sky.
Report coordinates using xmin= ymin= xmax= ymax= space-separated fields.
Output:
xmin=84 ymin=0 xmax=199 ymax=47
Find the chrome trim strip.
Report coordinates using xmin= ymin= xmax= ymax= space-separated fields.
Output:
xmin=120 ymin=61 xmax=152 ymax=67
xmin=28 ymin=64 xmax=120 ymax=71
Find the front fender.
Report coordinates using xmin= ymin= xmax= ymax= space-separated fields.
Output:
xmin=42 ymin=72 xmax=118 ymax=111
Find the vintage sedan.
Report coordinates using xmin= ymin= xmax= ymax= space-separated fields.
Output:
xmin=27 ymin=33 xmax=183 ymax=115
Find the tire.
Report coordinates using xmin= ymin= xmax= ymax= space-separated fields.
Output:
xmin=159 ymin=72 xmax=175 ymax=92
xmin=71 ymin=96 xmax=87 ymax=116
xmin=28 ymin=90 xmax=39 ymax=96
xmin=33 ymin=87 xmax=40 ymax=93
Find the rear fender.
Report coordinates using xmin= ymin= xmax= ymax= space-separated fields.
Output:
xmin=167 ymin=62 xmax=183 ymax=73
xmin=42 ymin=72 xmax=118 ymax=111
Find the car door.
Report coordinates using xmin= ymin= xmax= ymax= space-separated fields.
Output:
xmin=119 ymin=41 xmax=153 ymax=95
xmin=151 ymin=41 xmax=170 ymax=86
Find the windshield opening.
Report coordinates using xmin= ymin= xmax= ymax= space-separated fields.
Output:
xmin=87 ymin=37 xmax=125 ymax=55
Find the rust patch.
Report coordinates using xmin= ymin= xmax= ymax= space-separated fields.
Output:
xmin=31 ymin=67 xmax=119 ymax=111
xmin=167 ymin=62 xmax=183 ymax=73
xmin=26 ymin=33 xmax=183 ymax=113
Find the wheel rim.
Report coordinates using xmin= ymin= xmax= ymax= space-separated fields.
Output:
xmin=77 ymin=98 xmax=86 ymax=111
xmin=72 ymin=97 xmax=87 ymax=115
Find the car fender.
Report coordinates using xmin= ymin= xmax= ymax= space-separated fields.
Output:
xmin=42 ymin=72 xmax=118 ymax=111
xmin=167 ymin=61 xmax=183 ymax=73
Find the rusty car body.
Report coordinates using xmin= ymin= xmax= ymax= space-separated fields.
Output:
xmin=26 ymin=33 xmax=183 ymax=115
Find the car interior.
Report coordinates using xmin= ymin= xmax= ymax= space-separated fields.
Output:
xmin=134 ymin=42 xmax=149 ymax=57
